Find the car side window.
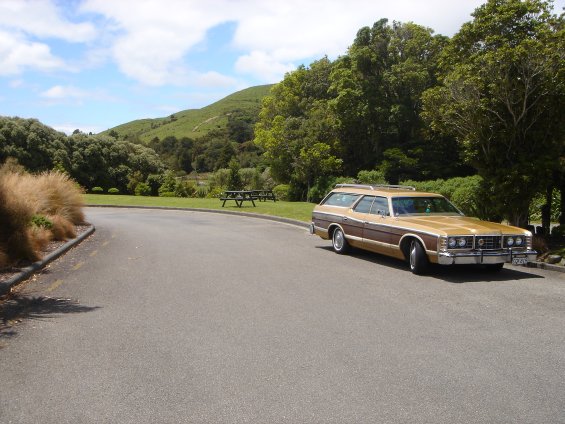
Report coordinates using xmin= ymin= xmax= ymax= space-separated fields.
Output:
xmin=353 ymin=196 xmax=375 ymax=213
xmin=370 ymin=196 xmax=390 ymax=216
xmin=322 ymin=192 xmax=360 ymax=207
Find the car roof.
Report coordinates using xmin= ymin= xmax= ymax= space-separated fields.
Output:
xmin=331 ymin=184 xmax=443 ymax=197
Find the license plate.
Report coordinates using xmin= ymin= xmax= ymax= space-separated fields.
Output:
xmin=512 ymin=257 xmax=528 ymax=265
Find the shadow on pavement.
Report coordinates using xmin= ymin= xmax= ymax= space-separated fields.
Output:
xmin=0 ymin=295 xmax=100 ymax=346
xmin=317 ymin=245 xmax=544 ymax=283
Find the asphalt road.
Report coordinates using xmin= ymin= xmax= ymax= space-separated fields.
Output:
xmin=1 ymin=207 xmax=564 ymax=423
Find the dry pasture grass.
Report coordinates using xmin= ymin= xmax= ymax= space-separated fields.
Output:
xmin=0 ymin=165 xmax=85 ymax=268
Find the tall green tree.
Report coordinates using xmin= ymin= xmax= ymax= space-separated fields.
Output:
xmin=329 ymin=20 xmax=450 ymax=179
xmin=254 ymin=57 xmax=340 ymax=198
xmin=422 ymin=0 xmax=565 ymax=227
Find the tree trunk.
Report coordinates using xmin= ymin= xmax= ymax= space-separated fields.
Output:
xmin=541 ymin=185 xmax=553 ymax=235
xmin=560 ymin=175 xmax=565 ymax=226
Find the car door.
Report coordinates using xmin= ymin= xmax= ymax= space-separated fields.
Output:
xmin=362 ymin=196 xmax=392 ymax=254
xmin=345 ymin=195 xmax=375 ymax=247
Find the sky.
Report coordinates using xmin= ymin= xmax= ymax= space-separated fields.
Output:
xmin=1 ymin=0 xmax=564 ymax=135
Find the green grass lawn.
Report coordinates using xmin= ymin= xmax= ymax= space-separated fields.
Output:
xmin=84 ymin=194 xmax=315 ymax=222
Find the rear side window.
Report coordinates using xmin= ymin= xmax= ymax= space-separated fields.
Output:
xmin=353 ymin=196 xmax=375 ymax=213
xmin=322 ymin=192 xmax=360 ymax=207
xmin=370 ymin=196 xmax=390 ymax=216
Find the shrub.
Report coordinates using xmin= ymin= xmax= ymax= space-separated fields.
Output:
xmin=532 ymin=235 xmax=549 ymax=254
xmin=206 ymin=187 xmax=224 ymax=199
xmin=158 ymin=171 xmax=178 ymax=196
xmin=208 ymin=168 xmax=230 ymax=190
xmin=145 ymin=174 xmax=163 ymax=196
xmin=227 ymin=158 xmax=243 ymax=190
xmin=240 ymin=168 xmax=263 ymax=190
xmin=195 ymin=185 xmax=209 ymax=198
xmin=0 ymin=171 xmax=38 ymax=264
xmin=0 ymin=167 xmax=85 ymax=266
xmin=135 ymin=182 xmax=151 ymax=196
xmin=357 ymin=170 xmax=387 ymax=185
xmin=401 ymin=179 xmax=445 ymax=194
xmin=530 ymin=189 xmax=561 ymax=223
xmin=28 ymin=226 xmax=52 ymax=253
xmin=551 ymin=225 xmax=565 ymax=237
xmin=174 ymin=180 xmax=196 ymax=198
xmin=91 ymin=186 xmax=104 ymax=193
xmin=159 ymin=191 xmax=176 ymax=197
xmin=31 ymin=214 xmax=53 ymax=229
xmin=108 ymin=188 xmax=120 ymax=194
xmin=273 ymin=184 xmax=290 ymax=201
xmin=29 ymin=171 xmax=85 ymax=225
xmin=400 ymin=176 xmax=492 ymax=219
xmin=48 ymin=215 xmax=76 ymax=240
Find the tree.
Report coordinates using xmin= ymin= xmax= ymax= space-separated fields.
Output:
xmin=227 ymin=158 xmax=243 ymax=190
xmin=422 ymin=0 xmax=565 ymax=227
xmin=294 ymin=143 xmax=342 ymax=202
xmin=329 ymin=20 xmax=450 ymax=176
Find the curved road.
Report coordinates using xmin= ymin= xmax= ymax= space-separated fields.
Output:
xmin=1 ymin=207 xmax=564 ymax=423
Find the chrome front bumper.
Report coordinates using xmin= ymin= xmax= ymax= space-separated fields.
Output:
xmin=437 ymin=249 xmax=537 ymax=265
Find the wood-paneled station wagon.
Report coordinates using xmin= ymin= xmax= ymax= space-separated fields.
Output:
xmin=310 ymin=184 xmax=537 ymax=274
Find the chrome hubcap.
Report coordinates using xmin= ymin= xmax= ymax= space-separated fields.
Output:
xmin=334 ymin=231 xmax=344 ymax=250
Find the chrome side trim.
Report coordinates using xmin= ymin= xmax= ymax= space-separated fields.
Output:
xmin=363 ymin=239 xmax=401 ymax=251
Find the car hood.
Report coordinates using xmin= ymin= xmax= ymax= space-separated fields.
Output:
xmin=396 ymin=215 xmax=527 ymax=235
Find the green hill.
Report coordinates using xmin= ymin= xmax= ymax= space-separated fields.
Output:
xmin=102 ymin=84 xmax=273 ymax=143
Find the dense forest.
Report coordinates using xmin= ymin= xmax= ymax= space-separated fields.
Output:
xmin=0 ymin=0 xmax=563 ymax=230
xmin=254 ymin=0 xmax=565 ymax=228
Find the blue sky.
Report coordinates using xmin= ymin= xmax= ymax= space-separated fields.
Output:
xmin=1 ymin=0 xmax=563 ymax=134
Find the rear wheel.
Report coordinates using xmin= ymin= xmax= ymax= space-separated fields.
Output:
xmin=409 ymin=240 xmax=428 ymax=275
xmin=332 ymin=227 xmax=350 ymax=254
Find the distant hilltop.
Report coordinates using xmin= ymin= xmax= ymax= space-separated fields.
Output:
xmin=100 ymin=84 xmax=273 ymax=143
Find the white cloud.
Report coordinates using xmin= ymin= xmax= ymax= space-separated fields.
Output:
xmin=0 ymin=0 xmax=96 ymax=42
xmin=41 ymin=85 xmax=88 ymax=100
xmin=235 ymin=51 xmax=295 ymax=83
xmin=79 ymin=0 xmax=494 ymax=86
xmin=0 ymin=30 xmax=64 ymax=75
xmin=9 ymin=79 xmax=24 ymax=88
xmin=81 ymin=0 xmax=240 ymax=86
xmin=40 ymin=85 xmax=116 ymax=105
xmin=193 ymin=71 xmax=236 ymax=88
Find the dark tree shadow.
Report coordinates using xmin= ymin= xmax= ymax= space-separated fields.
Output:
xmin=316 ymin=245 xmax=544 ymax=283
xmin=0 ymin=296 xmax=100 ymax=345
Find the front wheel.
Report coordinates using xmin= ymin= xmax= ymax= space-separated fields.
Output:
xmin=332 ymin=227 xmax=350 ymax=254
xmin=409 ymin=240 xmax=428 ymax=275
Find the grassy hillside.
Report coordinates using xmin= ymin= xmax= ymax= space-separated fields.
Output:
xmin=102 ymin=84 xmax=273 ymax=143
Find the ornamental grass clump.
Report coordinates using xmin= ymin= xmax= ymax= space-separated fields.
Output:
xmin=0 ymin=165 xmax=86 ymax=268
xmin=0 ymin=172 xmax=39 ymax=267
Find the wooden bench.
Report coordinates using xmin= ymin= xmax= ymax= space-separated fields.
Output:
xmin=220 ymin=190 xmax=256 ymax=207
xmin=251 ymin=190 xmax=277 ymax=202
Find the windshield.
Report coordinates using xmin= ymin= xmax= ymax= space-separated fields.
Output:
xmin=392 ymin=196 xmax=463 ymax=216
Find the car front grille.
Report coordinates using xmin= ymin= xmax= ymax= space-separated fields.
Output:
xmin=474 ymin=236 xmax=502 ymax=250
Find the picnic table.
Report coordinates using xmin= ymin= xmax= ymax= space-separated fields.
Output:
xmin=251 ymin=190 xmax=277 ymax=202
xmin=220 ymin=190 xmax=256 ymax=207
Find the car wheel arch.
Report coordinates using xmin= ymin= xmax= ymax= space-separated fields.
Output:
xmin=328 ymin=223 xmax=344 ymax=239
xmin=399 ymin=234 xmax=427 ymax=260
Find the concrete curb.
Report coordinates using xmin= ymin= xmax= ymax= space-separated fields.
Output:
xmin=526 ymin=261 xmax=565 ymax=274
xmin=86 ymin=204 xmax=311 ymax=229
xmin=0 ymin=225 xmax=96 ymax=296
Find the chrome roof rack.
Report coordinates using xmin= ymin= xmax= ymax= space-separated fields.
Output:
xmin=334 ymin=183 xmax=416 ymax=191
